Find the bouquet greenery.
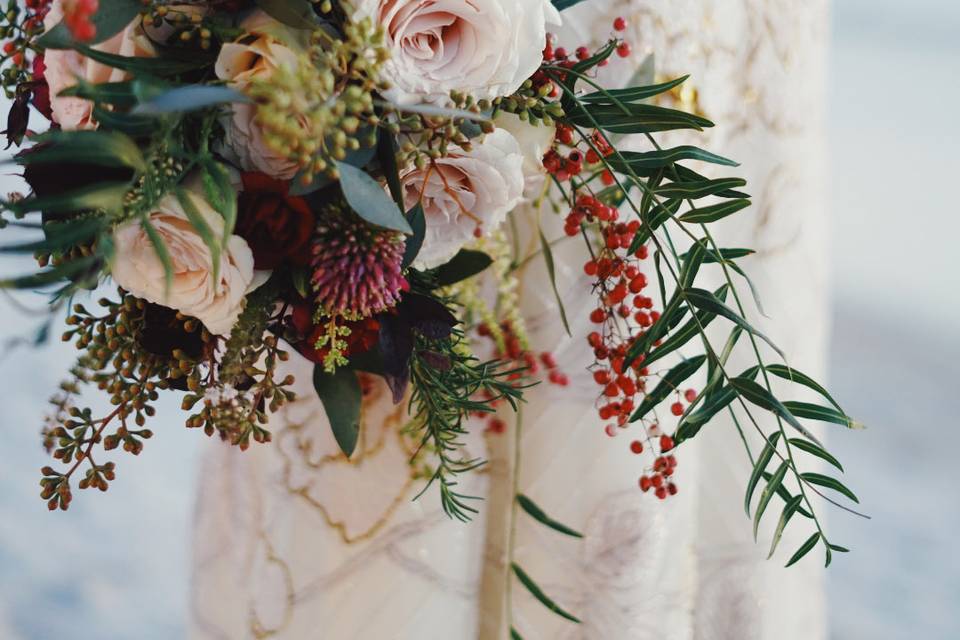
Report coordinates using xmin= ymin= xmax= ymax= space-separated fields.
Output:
xmin=0 ymin=0 xmax=864 ymax=630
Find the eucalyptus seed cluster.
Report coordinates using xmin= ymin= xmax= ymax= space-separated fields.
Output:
xmin=40 ymin=294 xmax=197 ymax=510
xmin=182 ymin=290 xmax=295 ymax=450
xmin=494 ymin=79 xmax=565 ymax=126
xmin=246 ymin=17 xmax=388 ymax=186
xmin=145 ymin=3 xmax=214 ymax=50
xmin=390 ymin=92 xmax=494 ymax=169
xmin=123 ymin=153 xmax=186 ymax=220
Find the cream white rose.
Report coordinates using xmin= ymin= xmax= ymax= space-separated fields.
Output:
xmin=42 ymin=0 xmax=156 ymax=130
xmin=401 ymin=128 xmax=524 ymax=268
xmin=111 ymin=192 xmax=256 ymax=337
xmin=493 ymin=111 xmax=554 ymax=195
xmin=214 ymin=11 xmax=303 ymax=179
xmin=353 ymin=0 xmax=561 ymax=105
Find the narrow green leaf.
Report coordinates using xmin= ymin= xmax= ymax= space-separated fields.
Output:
xmin=656 ymin=177 xmax=748 ymax=199
xmin=622 ymin=294 xmax=686 ymax=368
xmin=679 ymin=239 xmax=707 ymax=289
xmin=788 ymin=438 xmax=844 ymax=472
xmin=768 ymin=495 xmax=804 ymax=559
xmin=644 ymin=285 xmax=728 ymax=370
xmin=313 ymin=367 xmax=362 ymax=458
xmin=706 ymin=326 xmax=744 ymax=390
xmin=133 ymin=85 xmax=249 ymax=115
xmin=337 ymin=161 xmax=413 ymax=234
xmin=517 ymin=494 xmax=583 ymax=538
xmin=0 ymin=217 xmax=103 ymax=254
xmin=432 ymin=249 xmax=493 ymax=287
xmin=511 ymin=563 xmax=581 ymax=624
xmin=552 ymin=0 xmax=589 ymax=11
xmin=176 ymin=187 xmax=222 ymax=284
xmin=766 ymin=364 xmax=846 ymax=412
xmin=73 ymin=43 xmax=210 ymax=75
xmin=783 ymin=401 xmax=863 ymax=430
xmin=579 ymin=75 xmax=690 ymax=104
xmin=139 ymin=214 xmax=174 ymax=294
xmin=673 ymin=164 xmax=750 ymax=198
xmin=201 ymin=160 xmax=238 ymax=241
xmin=678 ymin=198 xmax=751 ymax=224
xmin=628 ymin=197 xmax=681 ymax=250
xmin=255 ymin=0 xmax=320 ymax=28
xmin=401 ymin=205 xmax=425 ymax=268
xmin=745 ymin=432 xmax=781 ymax=516
xmin=829 ymin=544 xmax=850 ymax=553
xmin=8 ymin=183 xmax=130 ymax=216
xmin=785 ymin=533 xmax=821 ymax=568
xmin=754 ymin=460 xmax=789 ymax=539
xmin=800 ymin=472 xmax=860 ymax=504
xmin=510 ymin=628 xmax=523 ymax=640
xmin=17 ymin=130 xmax=146 ymax=172
xmin=629 ymin=355 xmax=706 ymax=422
xmin=683 ymin=287 xmax=785 ymax=360
xmin=566 ymin=102 xmax=714 ymax=134
xmin=731 ymin=377 xmax=823 ymax=445
xmin=539 ymin=227 xmax=571 ymax=336
xmin=0 ymin=256 xmax=97 ymax=289
xmin=606 ymin=146 xmax=739 ymax=172
xmin=58 ymin=80 xmax=139 ymax=108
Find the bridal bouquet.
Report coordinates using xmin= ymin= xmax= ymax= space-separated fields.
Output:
xmin=1 ymin=0 xmax=864 ymax=628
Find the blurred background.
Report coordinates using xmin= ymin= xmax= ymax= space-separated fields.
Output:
xmin=0 ymin=0 xmax=958 ymax=637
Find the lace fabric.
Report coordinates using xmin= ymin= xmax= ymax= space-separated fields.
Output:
xmin=190 ymin=2 xmax=830 ymax=637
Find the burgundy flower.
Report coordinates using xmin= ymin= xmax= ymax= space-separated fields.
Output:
xmin=235 ymin=172 xmax=315 ymax=270
xmin=31 ymin=55 xmax=52 ymax=120
xmin=288 ymin=301 xmax=380 ymax=365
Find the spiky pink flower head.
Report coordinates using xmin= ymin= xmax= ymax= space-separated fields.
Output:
xmin=311 ymin=203 xmax=408 ymax=319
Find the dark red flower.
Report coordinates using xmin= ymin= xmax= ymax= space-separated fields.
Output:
xmin=288 ymin=301 xmax=380 ymax=365
xmin=31 ymin=55 xmax=52 ymax=120
xmin=235 ymin=172 xmax=314 ymax=270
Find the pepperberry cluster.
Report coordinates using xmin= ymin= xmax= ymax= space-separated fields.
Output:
xmin=0 ymin=0 xmax=51 ymax=97
xmin=60 ymin=0 xmax=98 ymax=42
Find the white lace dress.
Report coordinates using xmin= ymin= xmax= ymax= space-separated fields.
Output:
xmin=190 ymin=1 xmax=831 ymax=638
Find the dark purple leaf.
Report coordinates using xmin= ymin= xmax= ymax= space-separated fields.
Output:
xmin=418 ymin=350 xmax=452 ymax=371
xmin=377 ymin=313 xmax=413 ymax=404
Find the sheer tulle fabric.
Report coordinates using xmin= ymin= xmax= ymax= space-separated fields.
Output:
xmin=190 ymin=1 xmax=830 ymax=637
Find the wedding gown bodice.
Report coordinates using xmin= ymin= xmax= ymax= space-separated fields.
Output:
xmin=190 ymin=2 xmax=831 ymax=638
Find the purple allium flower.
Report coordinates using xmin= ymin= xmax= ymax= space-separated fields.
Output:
xmin=311 ymin=207 xmax=408 ymax=318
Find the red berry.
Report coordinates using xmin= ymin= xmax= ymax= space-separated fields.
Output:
xmin=590 ymin=308 xmax=606 ymax=323
xmin=630 ymin=440 xmax=644 ymax=454
xmin=670 ymin=402 xmax=684 ymax=416
xmin=616 ymin=42 xmax=631 ymax=58
xmin=639 ymin=476 xmax=652 ymax=492
xmin=660 ymin=434 xmax=675 ymax=452
xmin=684 ymin=388 xmax=697 ymax=403
xmin=613 ymin=16 xmax=628 ymax=31
xmin=575 ymin=46 xmax=590 ymax=60
xmin=593 ymin=370 xmax=611 ymax=385
xmin=667 ymin=483 xmax=678 ymax=496
xmin=655 ymin=487 xmax=667 ymax=499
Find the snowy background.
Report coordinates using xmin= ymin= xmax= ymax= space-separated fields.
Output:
xmin=1 ymin=1 xmax=958 ymax=637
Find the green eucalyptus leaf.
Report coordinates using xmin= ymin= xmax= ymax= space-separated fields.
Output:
xmin=511 ymin=563 xmax=581 ymax=624
xmin=90 ymin=106 xmax=157 ymax=136
xmin=73 ymin=43 xmax=211 ymax=75
xmin=133 ymin=85 xmax=250 ymax=115
xmin=336 ymin=161 xmax=413 ymax=234
xmin=313 ymin=366 xmax=362 ymax=458
xmin=517 ymin=494 xmax=583 ymax=538
xmin=401 ymin=205 xmax=426 ymax=268
xmin=432 ymin=249 xmax=493 ymax=287
xmin=201 ymin=160 xmax=238 ymax=240
xmin=8 ymin=182 xmax=130 ymax=216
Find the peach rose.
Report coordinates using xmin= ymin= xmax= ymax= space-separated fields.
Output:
xmin=42 ymin=0 xmax=156 ymax=130
xmin=400 ymin=128 xmax=524 ymax=268
xmin=111 ymin=191 xmax=257 ymax=337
